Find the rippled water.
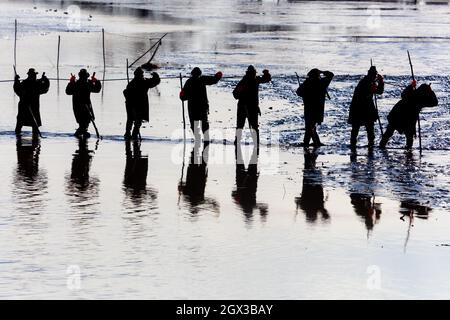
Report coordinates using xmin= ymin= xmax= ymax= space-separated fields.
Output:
xmin=0 ymin=0 xmax=449 ymax=299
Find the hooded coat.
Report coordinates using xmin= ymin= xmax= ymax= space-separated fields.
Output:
xmin=123 ymin=74 xmax=160 ymax=122
xmin=348 ymin=75 xmax=384 ymax=125
xmin=66 ymin=79 xmax=102 ymax=124
xmin=14 ymin=76 xmax=50 ymax=127
xmin=387 ymin=84 xmax=438 ymax=135
xmin=181 ymin=75 xmax=220 ymax=120
xmin=233 ymin=72 xmax=271 ymax=114
xmin=296 ymin=71 xmax=334 ymax=124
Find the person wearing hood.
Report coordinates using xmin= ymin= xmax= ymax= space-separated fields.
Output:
xmin=296 ymin=68 xmax=334 ymax=147
xmin=379 ymin=81 xmax=438 ymax=150
xmin=233 ymin=65 xmax=271 ymax=148
xmin=14 ymin=68 xmax=50 ymax=137
xmin=179 ymin=67 xmax=222 ymax=143
xmin=65 ymin=68 xmax=102 ymax=138
xmin=348 ymin=66 xmax=384 ymax=148
xmin=123 ymin=67 xmax=160 ymax=139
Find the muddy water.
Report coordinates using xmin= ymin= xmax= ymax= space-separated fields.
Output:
xmin=0 ymin=0 xmax=449 ymax=299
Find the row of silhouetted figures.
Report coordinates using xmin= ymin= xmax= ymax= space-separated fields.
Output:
xmin=15 ymin=136 xmax=431 ymax=229
xmin=13 ymin=64 xmax=438 ymax=149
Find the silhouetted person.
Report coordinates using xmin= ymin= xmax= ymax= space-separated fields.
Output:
xmin=295 ymin=148 xmax=329 ymax=223
xmin=14 ymin=68 xmax=50 ymax=136
xmin=233 ymin=65 xmax=271 ymax=148
xmin=66 ymin=69 xmax=102 ymax=138
xmin=232 ymin=145 xmax=268 ymax=224
xmin=348 ymin=66 xmax=384 ymax=148
xmin=179 ymin=67 xmax=222 ymax=142
xmin=123 ymin=67 xmax=160 ymax=139
xmin=124 ymin=139 xmax=149 ymax=197
xmin=380 ymin=82 xmax=438 ymax=150
xmin=350 ymin=193 xmax=381 ymax=231
xmin=296 ymin=69 xmax=334 ymax=147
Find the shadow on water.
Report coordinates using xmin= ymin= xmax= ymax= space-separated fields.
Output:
xmin=13 ymin=136 xmax=48 ymax=214
xmin=232 ymin=144 xmax=268 ymax=225
xmin=122 ymin=139 xmax=158 ymax=213
xmin=178 ymin=141 xmax=219 ymax=218
xmin=295 ymin=148 xmax=329 ymax=224
xmin=65 ymin=138 xmax=100 ymax=218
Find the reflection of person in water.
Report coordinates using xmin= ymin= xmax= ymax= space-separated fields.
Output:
xmin=349 ymin=149 xmax=381 ymax=232
xmin=400 ymin=199 xmax=431 ymax=219
xmin=14 ymin=137 xmax=48 ymax=213
xmin=65 ymin=139 xmax=99 ymax=214
xmin=16 ymin=137 xmax=41 ymax=181
xmin=178 ymin=142 xmax=219 ymax=215
xmin=232 ymin=145 xmax=268 ymax=223
xmin=350 ymin=193 xmax=381 ymax=231
xmin=295 ymin=148 xmax=329 ymax=223
xmin=123 ymin=140 xmax=157 ymax=209
xmin=124 ymin=140 xmax=148 ymax=195
xmin=382 ymin=151 xmax=430 ymax=222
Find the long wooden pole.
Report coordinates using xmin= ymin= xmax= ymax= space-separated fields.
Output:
xmin=179 ymin=73 xmax=186 ymax=139
xmin=56 ymin=35 xmax=61 ymax=81
xmin=407 ymin=50 xmax=422 ymax=154
xmin=126 ymin=59 xmax=129 ymax=83
xmin=371 ymin=59 xmax=384 ymax=136
xmin=102 ymin=28 xmax=106 ymax=81
xmin=14 ymin=19 xmax=17 ymax=69
xmin=128 ymin=33 xmax=168 ymax=68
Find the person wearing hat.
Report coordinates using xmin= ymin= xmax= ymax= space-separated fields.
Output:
xmin=13 ymin=68 xmax=50 ymax=136
xmin=123 ymin=67 xmax=160 ymax=139
xmin=296 ymin=68 xmax=334 ymax=147
xmin=348 ymin=66 xmax=384 ymax=148
xmin=66 ymin=68 xmax=102 ymax=138
xmin=179 ymin=67 xmax=223 ymax=143
xmin=232 ymin=65 xmax=271 ymax=148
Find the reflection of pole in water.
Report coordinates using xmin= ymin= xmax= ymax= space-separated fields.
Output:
xmin=401 ymin=211 xmax=414 ymax=253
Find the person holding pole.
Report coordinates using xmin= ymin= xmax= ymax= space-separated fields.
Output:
xmin=379 ymin=81 xmax=437 ymax=150
xmin=123 ymin=67 xmax=160 ymax=140
xmin=296 ymin=68 xmax=334 ymax=148
xmin=179 ymin=67 xmax=223 ymax=144
xmin=14 ymin=68 xmax=50 ymax=137
xmin=65 ymin=69 xmax=102 ymax=138
xmin=348 ymin=66 xmax=384 ymax=149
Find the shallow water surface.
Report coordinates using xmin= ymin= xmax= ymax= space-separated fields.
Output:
xmin=0 ymin=0 xmax=449 ymax=299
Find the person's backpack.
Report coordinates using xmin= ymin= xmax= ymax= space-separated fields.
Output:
xmin=233 ymin=81 xmax=245 ymax=100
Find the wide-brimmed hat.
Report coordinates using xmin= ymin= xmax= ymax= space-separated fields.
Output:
xmin=27 ymin=68 xmax=38 ymax=75
xmin=78 ymin=68 xmax=90 ymax=78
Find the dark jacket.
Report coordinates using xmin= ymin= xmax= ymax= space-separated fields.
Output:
xmin=181 ymin=75 xmax=220 ymax=120
xmin=123 ymin=74 xmax=160 ymax=122
xmin=387 ymin=84 xmax=438 ymax=135
xmin=348 ymin=75 xmax=384 ymax=125
xmin=296 ymin=71 xmax=334 ymax=124
xmin=14 ymin=76 xmax=50 ymax=127
xmin=66 ymin=79 xmax=102 ymax=124
xmin=233 ymin=72 xmax=271 ymax=113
